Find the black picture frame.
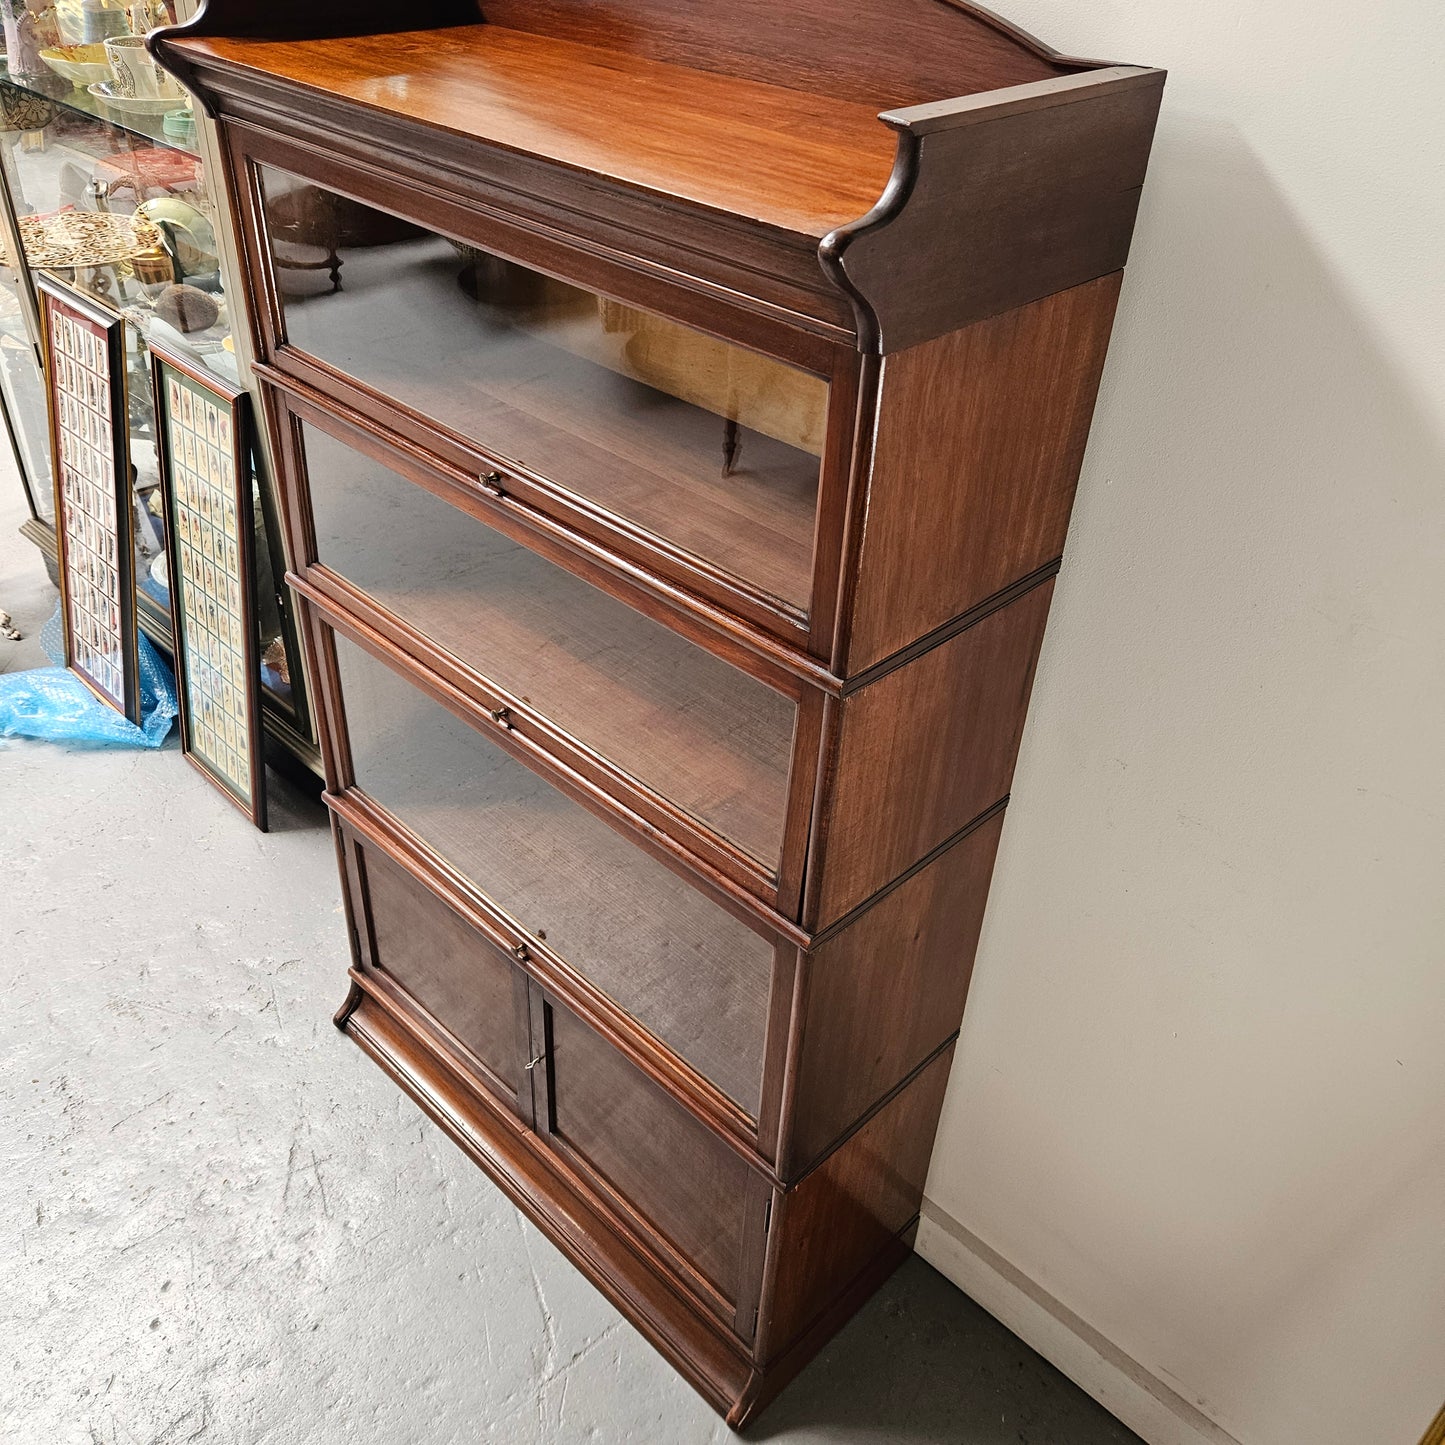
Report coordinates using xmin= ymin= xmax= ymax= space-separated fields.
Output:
xmin=151 ymin=340 xmax=268 ymax=830
xmin=39 ymin=274 xmax=140 ymax=724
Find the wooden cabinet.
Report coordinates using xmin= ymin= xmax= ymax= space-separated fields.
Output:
xmin=156 ymin=0 xmax=1162 ymax=1424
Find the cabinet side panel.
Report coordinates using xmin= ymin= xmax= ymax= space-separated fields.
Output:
xmin=847 ymin=275 xmax=1121 ymax=672
xmin=761 ymin=1046 xmax=954 ymax=1360
xmin=813 ymin=578 xmax=1052 ymax=926
xmin=785 ymin=809 xmax=1004 ymax=1175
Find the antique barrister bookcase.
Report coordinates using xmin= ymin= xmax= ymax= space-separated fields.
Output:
xmin=154 ymin=2 xmax=1162 ymax=1425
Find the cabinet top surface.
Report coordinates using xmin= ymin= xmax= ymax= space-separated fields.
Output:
xmin=176 ymin=25 xmax=901 ymax=238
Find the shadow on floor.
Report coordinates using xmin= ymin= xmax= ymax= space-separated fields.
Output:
xmin=747 ymin=1259 xmax=1143 ymax=1444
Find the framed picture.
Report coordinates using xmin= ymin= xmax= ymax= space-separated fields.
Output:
xmin=151 ymin=341 xmax=268 ymax=830
xmin=39 ymin=275 xmax=139 ymax=723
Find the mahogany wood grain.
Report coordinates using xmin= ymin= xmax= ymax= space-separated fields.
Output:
xmin=809 ymin=579 xmax=1053 ymax=927
xmin=730 ymin=1226 xmax=916 ymax=1428
xmin=784 ymin=808 xmax=1005 ymax=1176
xmin=759 ymin=1046 xmax=955 ymax=1360
xmin=157 ymin=0 xmax=1088 ymax=89
xmin=845 ymin=275 xmax=1123 ymax=671
xmin=334 ymin=821 xmax=371 ymax=972
xmin=177 ymin=27 xmax=900 ymax=240
xmin=475 ymin=0 xmax=1076 ymax=106
xmin=826 ymin=68 xmax=1165 ymax=352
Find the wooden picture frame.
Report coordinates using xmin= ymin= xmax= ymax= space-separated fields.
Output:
xmin=39 ymin=275 xmax=140 ymax=723
xmin=150 ymin=341 xmax=268 ymax=830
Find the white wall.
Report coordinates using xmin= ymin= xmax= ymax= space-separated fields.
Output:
xmin=919 ymin=4 xmax=1445 ymax=1445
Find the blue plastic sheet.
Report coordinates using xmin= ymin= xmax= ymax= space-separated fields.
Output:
xmin=0 ymin=606 xmax=177 ymax=749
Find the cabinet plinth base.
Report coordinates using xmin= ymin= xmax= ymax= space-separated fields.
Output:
xmin=338 ymin=988 xmax=918 ymax=1428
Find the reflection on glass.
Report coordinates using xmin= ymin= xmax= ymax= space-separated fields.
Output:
xmin=259 ymin=166 xmax=828 ymax=612
xmin=0 ymin=266 xmax=50 ymax=519
xmin=0 ymin=71 xmax=237 ymax=386
xmin=335 ymin=632 xmax=773 ymax=1114
xmin=250 ymin=477 xmax=293 ymax=711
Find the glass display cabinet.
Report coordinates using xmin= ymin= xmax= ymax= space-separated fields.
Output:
xmin=0 ymin=7 xmax=315 ymax=773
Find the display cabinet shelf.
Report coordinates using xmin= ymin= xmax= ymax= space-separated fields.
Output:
xmin=1 ymin=61 xmax=198 ymax=155
xmin=156 ymin=0 xmax=1163 ymax=1424
xmin=0 ymin=52 xmax=316 ymax=771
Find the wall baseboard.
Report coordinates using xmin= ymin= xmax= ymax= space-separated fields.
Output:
xmin=915 ymin=1201 xmax=1244 ymax=1445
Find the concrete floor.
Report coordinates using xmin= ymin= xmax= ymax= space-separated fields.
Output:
xmin=0 ymin=464 xmax=1144 ymax=1445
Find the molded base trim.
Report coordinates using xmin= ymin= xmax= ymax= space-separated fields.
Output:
xmin=341 ymin=989 xmax=926 ymax=1430
xmin=343 ymin=993 xmax=753 ymax=1418
xmin=916 ymin=1202 xmax=1244 ymax=1445
xmin=731 ymin=1223 xmax=914 ymax=1429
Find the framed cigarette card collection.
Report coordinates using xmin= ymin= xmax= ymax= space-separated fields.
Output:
xmin=151 ymin=341 xmax=268 ymax=830
xmin=40 ymin=276 xmax=140 ymax=722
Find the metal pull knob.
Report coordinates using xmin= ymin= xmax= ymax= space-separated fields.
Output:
xmin=479 ymin=470 xmax=505 ymax=498
xmin=490 ymin=706 xmax=513 ymax=729
xmin=511 ymin=941 xmax=530 ymax=963
xmin=523 ymin=1052 xmax=547 ymax=1072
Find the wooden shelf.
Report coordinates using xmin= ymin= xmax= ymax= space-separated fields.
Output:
xmin=181 ymin=25 xmax=900 ymax=239
xmin=334 ymin=632 xmax=775 ymax=1113
xmin=304 ymin=419 xmax=797 ymax=865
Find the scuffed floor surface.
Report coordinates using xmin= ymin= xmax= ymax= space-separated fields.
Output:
xmin=0 ymin=475 xmax=1143 ymax=1444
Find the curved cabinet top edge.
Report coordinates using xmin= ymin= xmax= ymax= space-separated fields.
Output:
xmin=824 ymin=66 xmax=1167 ymax=353
xmin=152 ymin=2 xmax=1163 ymax=354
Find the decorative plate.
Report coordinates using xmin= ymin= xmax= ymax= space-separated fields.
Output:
xmin=38 ymin=44 xmax=112 ymax=89
xmin=87 ymin=82 xmax=184 ymax=118
xmin=0 ymin=208 xmax=164 ymax=268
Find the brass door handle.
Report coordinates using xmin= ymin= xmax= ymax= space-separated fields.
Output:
xmin=523 ymin=1052 xmax=547 ymax=1072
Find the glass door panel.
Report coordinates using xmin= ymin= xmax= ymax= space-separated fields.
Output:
xmin=0 ymin=268 xmax=50 ymax=521
xmin=303 ymin=418 xmax=796 ymax=868
xmin=257 ymin=165 xmax=828 ymax=615
xmin=332 ymin=630 xmax=774 ymax=1117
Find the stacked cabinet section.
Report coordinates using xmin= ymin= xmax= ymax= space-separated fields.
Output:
xmin=160 ymin=4 xmax=1161 ymax=1426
